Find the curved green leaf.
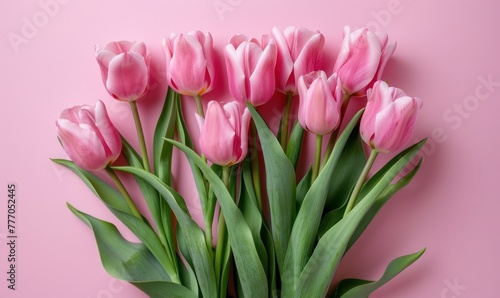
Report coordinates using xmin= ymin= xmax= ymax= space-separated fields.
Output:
xmin=67 ymin=204 xmax=195 ymax=298
xmin=347 ymin=158 xmax=423 ymax=250
xmin=296 ymin=167 xmax=312 ymax=208
xmin=240 ymin=159 xmax=268 ymax=270
xmin=332 ymin=248 xmax=425 ymax=298
xmin=154 ymin=87 xmax=178 ymax=186
xmin=52 ymin=159 xmax=179 ymax=283
xmin=293 ymin=139 xmax=427 ymax=297
xmin=247 ymin=103 xmax=296 ymax=274
xmin=164 ymin=139 xmax=268 ymax=297
xmin=112 ymin=166 xmax=218 ymax=298
xmin=281 ymin=109 xmax=364 ymax=296
xmin=286 ymin=120 xmax=305 ymax=168
xmin=325 ymin=124 xmax=366 ymax=211
xmin=121 ymin=137 xmax=177 ymax=272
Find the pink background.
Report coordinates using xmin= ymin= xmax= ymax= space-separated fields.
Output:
xmin=1 ymin=0 xmax=499 ymax=297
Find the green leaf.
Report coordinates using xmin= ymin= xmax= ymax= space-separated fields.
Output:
xmin=347 ymin=158 xmax=423 ymax=250
xmin=121 ymin=137 xmax=177 ymax=268
xmin=112 ymin=166 xmax=218 ymax=298
xmin=151 ymin=89 xmax=180 ymax=272
xmin=176 ymin=97 xmax=209 ymax=223
xmin=292 ymin=139 xmax=427 ymax=297
xmin=325 ymin=125 xmax=366 ymax=211
xmin=240 ymin=159 xmax=268 ymax=271
xmin=51 ymin=159 xmax=130 ymax=213
xmin=296 ymin=167 xmax=312 ymax=208
xmin=177 ymin=256 xmax=199 ymax=296
xmin=332 ymin=248 xmax=426 ymax=298
xmin=247 ymin=103 xmax=296 ymax=274
xmin=286 ymin=120 xmax=305 ymax=168
xmin=317 ymin=204 xmax=346 ymax=239
xmin=165 ymin=139 xmax=268 ymax=297
xmin=261 ymin=224 xmax=278 ymax=298
xmin=67 ymin=204 xmax=196 ymax=298
xmin=154 ymin=87 xmax=178 ymax=186
xmin=132 ymin=281 xmax=198 ymax=298
xmin=52 ymin=159 xmax=180 ymax=283
xmin=281 ymin=109 xmax=364 ymax=296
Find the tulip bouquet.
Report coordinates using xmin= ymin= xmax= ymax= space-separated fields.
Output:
xmin=53 ymin=26 xmax=426 ymax=298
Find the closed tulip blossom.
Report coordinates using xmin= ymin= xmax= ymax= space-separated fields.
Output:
xmin=225 ymin=35 xmax=277 ymax=106
xmin=333 ymin=26 xmax=396 ymax=96
xmin=298 ymin=71 xmax=343 ymax=136
xmin=56 ymin=100 xmax=122 ymax=171
xmin=360 ymin=81 xmax=422 ymax=153
xmin=196 ymin=101 xmax=251 ymax=166
xmin=95 ymin=41 xmax=151 ymax=102
xmin=163 ymin=31 xmax=216 ymax=97
xmin=271 ymin=26 xmax=325 ymax=95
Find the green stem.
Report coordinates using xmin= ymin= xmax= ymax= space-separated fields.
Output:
xmin=105 ymin=166 xmax=142 ymax=220
xmin=204 ymin=187 xmax=216 ymax=260
xmin=194 ymin=95 xmax=205 ymax=117
xmin=343 ymin=150 xmax=379 ymax=216
xmin=215 ymin=166 xmax=231 ymax=291
xmin=250 ymin=120 xmax=262 ymax=213
xmin=193 ymin=95 xmax=208 ymax=163
xmin=130 ymin=101 xmax=151 ymax=172
xmin=322 ymin=93 xmax=351 ymax=168
xmin=311 ymin=134 xmax=323 ymax=183
xmin=280 ymin=93 xmax=294 ymax=151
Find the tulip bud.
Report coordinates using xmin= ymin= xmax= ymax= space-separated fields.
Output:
xmin=333 ymin=26 xmax=396 ymax=96
xmin=272 ymin=26 xmax=325 ymax=95
xmin=56 ymin=100 xmax=122 ymax=171
xmin=196 ymin=101 xmax=251 ymax=166
xmin=163 ymin=31 xmax=216 ymax=97
xmin=298 ymin=71 xmax=343 ymax=135
xmin=225 ymin=35 xmax=277 ymax=106
xmin=360 ymin=81 xmax=422 ymax=153
xmin=95 ymin=41 xmax=151 ymax=102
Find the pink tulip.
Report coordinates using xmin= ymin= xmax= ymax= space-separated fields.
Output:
xmin=95 ymin=41 xmax=151 ymax=102
xmin=225 ymin=35 xmax=277 ymax=106
xmin=360 ymin=81 xmax=422 ymax=153
xmin=333 ymin=26 xmax=396 ymax=96
xmin=56 ymin=100 xmax=122 ymax=171
xmin=196 ymin=101 xmax=251 ymax=166
xmin=163 ymin=31 xmax=215 ymax=96
xmin=298 ymin=71 xmax=343 ymax=135
xmin=271 ymin=26 xmax=325 ymax=95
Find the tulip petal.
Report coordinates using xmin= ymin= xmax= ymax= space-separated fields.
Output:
xmin=103 ymin=40 xmax=134 ymax=54
xmin=338 ymin=30 xmax=382 ymax=94
xmin=229 ymin=34 xmax=249 ymax=48
xmin=199 ymin=102 xmax=236 ymax=166
xmin=94 ymin=101 xmax=122 ymax=162
xmin=225 ymin=44 xmax=248 ymax=102
xmin=236 ymin=108 xmax=251 ymax=164
xmin=106 ymin=52 xmax=149 ymax=101
xmin=194 ymin=31 xmax=216 ymax=95
xmin=272 ymin=26 xmax=294 ymax=93
xmin=292 ymin=32 xmax=324 ymax=88
xmin=129 ymin=42 xmax=148 ymax=57
xmin=169 ymin=34 xmax=208 ymax=96
xmin=249 ymin=41 xmax=277 ymax=106
xmin=56 ymin=119 xmax=108 ymax=171
xmin=333 ymin=26 xmax=352 ymax=73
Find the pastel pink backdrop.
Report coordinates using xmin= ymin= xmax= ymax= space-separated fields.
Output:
xmin=1 ymin=0 xmax=499 ymax=297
